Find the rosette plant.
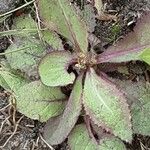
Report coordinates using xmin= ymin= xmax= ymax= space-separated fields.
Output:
xmin=0 ymin=0 xmax=150 ymax=149
xmin=37 ymin=0 xmax=150 ymax=147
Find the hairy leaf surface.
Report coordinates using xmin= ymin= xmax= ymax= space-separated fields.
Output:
xmin=6 ymin=37 xmax=46 ymax=77
xmin=43 ymin=74 xmax=83 ymax=145
xmin=38 ymin=0 xmax=88 ymax=53
xmin=16 ymin=81 xmax=66 ymax=122
xmin=0 ymin=15 xmax=38 ymax=37
xmin=83 ymin=68 xmax=132 ymax=141
xmin=41 ymin=30 xmax=63 ymax=50
xmin=99 ymin=137 xmax=126 ymax=150
xmin=97 ymin=13 xmax=150 ymax=63
xmin=39 ymin=51 xmax=76 ymax=86
xmin=68 ymin=124 xmax=98 ymax=150
xmin=68 ymin=124 xmax=126 ymax=150
xmin=0 ymin=63 xmax=28 ymax=93
xmin=115 ymin=80 xmax=150 ymax=136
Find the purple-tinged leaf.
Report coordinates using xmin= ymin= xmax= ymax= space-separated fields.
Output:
xmin=97 ymin=45 xmax=149 ymax=63
xmin=38 ymin=51 xmax=77 ymax=87
xmin=83 ymin=68 xmax=132 ymax=142
xmin=43 ymin=74 xmax=83 ymax=145
xmin=97 ymin=12 xmax=150 ymax=63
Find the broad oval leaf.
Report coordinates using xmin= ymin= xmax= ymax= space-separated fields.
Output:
xmin=97 ymin=12 xmax=150 ymax=63
xmin=83 ymin=68 xmax=132 ymax=141
xmin=68 ymin=124 xmax=98 ymax=150
xmin=39 ymin=51 xmax=76 ymax=86
xmin=6 ymin=37 xmax=46 ymax=77
xmin=43 ymin=74 xmax=83 ymax=145
xmin=38 ymin=0 xmax=88 ymax=53
xmin=15 ymin=81 xmax=66 ymax=122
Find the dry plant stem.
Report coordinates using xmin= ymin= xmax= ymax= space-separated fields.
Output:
xmin=34 ymin=2 xmax=42 ymax=41
xmin=144 ymin=70 xmax=150 ymax=83
xmin=0 ymin=116 xmax=11 ymax=134
xmin=35 ymin=137 xmax=40 ymax=147
xmin=0 ymin=104 xmax=11 ymax=112
xmin=0 ymin=116 xmax=24 ymax=148
xmin=31 ymin=141 xmax=36 ymax=150
xmin=39 ymin=134 xmax=55 ymax=150
xmin=0 ymin=0 xmax=35 ymax=17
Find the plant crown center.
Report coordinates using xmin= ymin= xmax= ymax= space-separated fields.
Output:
xmin=75 ymin=52 xmax=96 ymax=69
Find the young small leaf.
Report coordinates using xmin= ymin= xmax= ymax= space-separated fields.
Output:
xmin=83 ymin=68 xmax=132 ymax=141
xmin=15 ymin=81 xmax=66 ymax=122
xmin=41 ymin=30 xmax=63 ymax=50
xmin=97 ymin=13 xmax=150 ymax=63
xmin=6 ymin=37 xmax=46 ymax=77
xmin=43 ymin=74 xmax=83 ymax=145
xmin=68 ymin=124 xmax=98 ymax=150
xmin=39 ymin=51 xmax=76 ymax=86
xmin=38 ymin=0 xmax=88 ymax=53
xmin=139 ymin=48 xmax=150 ymax=65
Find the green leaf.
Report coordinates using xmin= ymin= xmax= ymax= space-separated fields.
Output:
xmin=38 ymin=0 xmax=88 ymax=53
xmin=97 ymin=13 xmax=150 ymax=63
xmin=43 ymin=74 xmax=83 ymax=145
xmin=99 ymin=137 xmax=126 ymax=150
xmin=39 ymin=51 xmax=76 ymax=86
xmin=83 ymin=68 xmax=132 ymax=142
xmin=139 ymin=48 xmax=150 ymax=65
xmin=0 ymin=15 xmax=38 ymax=37
xmin=115 ymin=80 xmax=150 ymax=136
xmin=68 ymin=124 xmax=126 ymax=150
xmin=68 ymin=124 xmax=98 ymax=150
xmin=41 ymin=30 xmax=63 ymax=50
xmin=132 ymin=89 xmax=150 ymax=135
xmin=6 ymin=37 xmax=46 ymax=77
xmin=0 ymin=75 xmax=9 ymax=90
xmin=80 ymin=4 xmax=96 ymax=32
xmin=0 ymin=69 xmax=28 ymax=93
xmin=15 ymin=81 xmax=66 ymax=122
